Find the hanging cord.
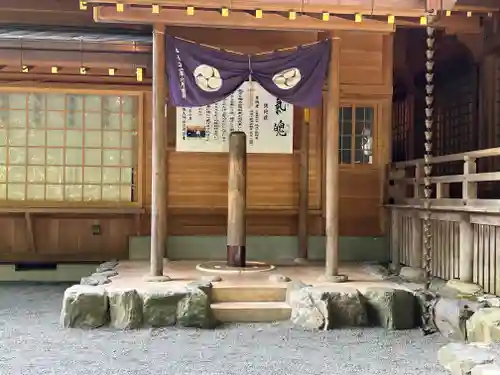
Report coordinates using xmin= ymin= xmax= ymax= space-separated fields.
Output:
xmin=247 ymin=54 xmax=254 ymax=108
xmin=423 ymin=12 xmax=436 ymax=292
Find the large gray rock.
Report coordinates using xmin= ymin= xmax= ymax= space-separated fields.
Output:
xmin=92 ymin=270 xmax=118 ymax=279
xmin=60 ymin=285 xmax=109 ymax=328
xmin=434 ymin=298 xmax=484 ymax=341
xmin=288 ymin=286 xmax=328 ymax=330
xmin=108 ymin=289 xmax=143 ymax=329
xmin=141 ymin=289 xmax=187 ymax=327
xmin=362 ymin=287 xmax=416 ymax=329
xmin=288 ymin=286 xmax=368 ymax=330
xmin=399 ymin=266 xmax=426 ymax=283
xmin=439 ymin=280 xmax=484 ymax=300
xmin=438 ymin=343 xmax=495 ymax=375
xmin=467 ymin=308 xmax=500 ymax=343
xmin=81 ymin=274 xmax=111 ymax=286
xmin=286 ymin=280 xmax=310 ymax=302
xmin=471 ymin=364 xmax=500 ymax=375
xmin=177 ymin=282 xmax=214 ymax=328
xmin=96 ymin=260 xmax=119 ymax=273
xmin=478 ymin=295 xmax=500 ymax=308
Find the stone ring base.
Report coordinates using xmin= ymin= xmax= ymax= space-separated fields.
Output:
xmin=196 ymin=261 xmax=275 ymax=274
xmin=142 ymin=275 xmax=171 ymax=282
xmin=317 ymin=274 xmax=348 ymax=283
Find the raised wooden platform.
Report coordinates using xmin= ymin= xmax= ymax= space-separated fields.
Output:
xmin=106 ymin=260 xmax=403 ymax=323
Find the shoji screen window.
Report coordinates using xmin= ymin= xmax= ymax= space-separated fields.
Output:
xmin=0 ymin=92 xmax=139 ymax=202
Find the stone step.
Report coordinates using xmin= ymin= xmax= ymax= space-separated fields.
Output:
xmin=211 ymin=302 xmax=291 ymax=323
xmin=211 ymin=285 xmax=287 ymax=303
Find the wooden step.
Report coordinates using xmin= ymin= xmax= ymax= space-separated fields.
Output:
xmin=211 ymin=302 xmax=291 ymax=323
xmin=212 ymin=286 xmax=287 ymax=303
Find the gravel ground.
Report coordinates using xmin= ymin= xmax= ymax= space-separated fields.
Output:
xmin=0 ymin=283 xmax=450 ymax=375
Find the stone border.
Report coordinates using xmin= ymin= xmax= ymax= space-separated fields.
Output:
xmin=79 ymin=260 xmax=120 ymax=286
xmin=65 ymin=261 xmax=500 ymax=337
xmin=286 ymin=281 xmax=419 ymax=330
xmin=61 ymin=280 xmax=216 ymax=329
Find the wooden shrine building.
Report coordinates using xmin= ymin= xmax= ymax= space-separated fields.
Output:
xmin=0 ymin=0 xmax=499 ymax=285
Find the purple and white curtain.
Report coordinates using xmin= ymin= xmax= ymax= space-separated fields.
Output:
xmin=166 ymin=35 xmax=330 ymax=108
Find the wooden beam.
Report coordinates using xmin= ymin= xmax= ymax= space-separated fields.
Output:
xmin=149 ymin=24 xmax=168 ymax=279
xmin=94 ymin=6 xmax=395 ymax=33
xmin=0 ymin=10 xmax=92 ymax=26
xmin=322 ymin=36 xmax=347 ymax=283
xmin=0 ymin=72 xmax=150 ymax=85
xmin=86 ymin=0 xmax=499 ymax=15
xmin=0 ymin=50 xmax=150 ymax=70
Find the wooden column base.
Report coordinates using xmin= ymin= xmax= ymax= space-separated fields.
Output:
xmin=227 ymin=245 xmax=246 ymax=267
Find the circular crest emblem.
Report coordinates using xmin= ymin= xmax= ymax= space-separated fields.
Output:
xmin=272 ymin=67 xmax=302 ymax=90
xmin=193 ymin=64 xmax=223 ymax=92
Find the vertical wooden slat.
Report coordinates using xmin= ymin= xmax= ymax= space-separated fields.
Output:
xmin=495 ymin=226 xmax=500 ymax=295
xmin=478 ymin=224 xmax=485 ymax=287
xmin=488 ymin=225 xmax=496 ymax=294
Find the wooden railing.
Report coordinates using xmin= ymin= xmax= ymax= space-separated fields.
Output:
xmin=388 ymin=147 xmax=500 ymax=295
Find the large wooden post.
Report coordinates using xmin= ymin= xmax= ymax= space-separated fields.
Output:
xmin=322 ymin=35 xmax=347 ymax=282
xmin=148 ymin=24 xmax=169 ymax=280
xmin=297 ymin=109 xmax=310 ymax=262
xmin=227 ymin=131 xmax=247 ymax=267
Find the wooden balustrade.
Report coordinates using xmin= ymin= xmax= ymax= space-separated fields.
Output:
xmin=388 ymin=147 xmax=500 ymax=294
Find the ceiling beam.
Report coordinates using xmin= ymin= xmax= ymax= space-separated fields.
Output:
xmin=85 ymin=0 xmax=499 ymax=16
xmin=93 ymin=6 xmax=396 ymax=33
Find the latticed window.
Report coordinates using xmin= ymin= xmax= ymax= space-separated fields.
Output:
xmin=0 ymin=91 xmax=139 ymax=202
xmin=339 ymin=105 xmax=374 ymax=165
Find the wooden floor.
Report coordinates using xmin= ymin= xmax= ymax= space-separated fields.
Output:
xmin=109 ymin=260 xmax=400 ymax=291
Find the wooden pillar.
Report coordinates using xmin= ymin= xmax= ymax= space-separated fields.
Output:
xmin=227 ymin=131 xmax=247 ymax=267
xmin=297 ymin=109 xmax=310 ymax=262
xmin=149 ymin=24 xmax=169 ymax=280
xmin=323 ymin=36 xmax=347 ymax=282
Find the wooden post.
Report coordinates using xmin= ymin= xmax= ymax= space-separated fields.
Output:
xmin=459 ymin=156 xmax=476 ymax=283
xmin=148 ymin=25 xmax=169 ymax=280
xmin=390 ymin=209 xmax=400 ymax=272
xmin=411 ymin=212 xmax=422 ymax=268
xmin=227 ymin=131 xmax=247 ymax=267
xmin=322 ymin=36 xmax=347 ymax=282
xmin=297 ymin=108 xmax=310 ymax=262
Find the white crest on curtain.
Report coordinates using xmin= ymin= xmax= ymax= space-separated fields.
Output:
xmin=272 ymin=68 xmax=302 ymax=90
xmin=193 ymin=64 xmax=223 ymax=92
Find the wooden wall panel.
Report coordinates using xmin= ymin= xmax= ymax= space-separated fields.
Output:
xmin=140 ymin=211 xmax=324 ymax=236
xmin=339 ymin=168 xmax=382 ymax=236
xmin=338 ymin=32 xmax=385 ymax=86
xmin=0 ymin=215 xmax=134 ymax=262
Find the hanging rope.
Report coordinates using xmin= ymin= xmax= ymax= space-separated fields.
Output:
xmin=423 ymin=12 xmax=436 ymax=291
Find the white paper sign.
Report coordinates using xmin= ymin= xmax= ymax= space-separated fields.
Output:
xmin=175 ymin=81 xmax=294 ymax=153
